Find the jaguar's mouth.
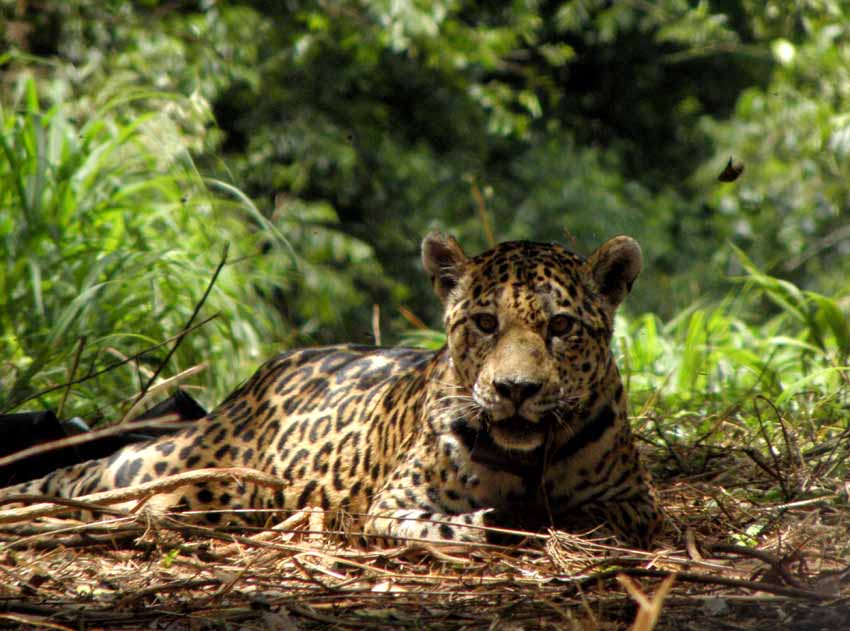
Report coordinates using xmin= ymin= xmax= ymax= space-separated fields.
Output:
xmin=487 ymin=414 xmax=552 ymax=452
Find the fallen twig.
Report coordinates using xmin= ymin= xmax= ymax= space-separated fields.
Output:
xmin=0 ymin=467 xmax=286 ymax=524
xmin=124 ymin=243 xmax=229 ymax=420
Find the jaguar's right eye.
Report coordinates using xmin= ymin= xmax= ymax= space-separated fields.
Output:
xmin=473 ymin=313 xmax=498 ymax=334
xmin=548 ymin=314 xmax=577 ymax=337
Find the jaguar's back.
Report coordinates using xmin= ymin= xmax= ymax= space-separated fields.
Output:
xmin=10 ymin=345 xmax=435 ymax=524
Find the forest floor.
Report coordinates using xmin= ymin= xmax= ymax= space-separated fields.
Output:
xmin=0 ymin=429 xmax=848 ymax=631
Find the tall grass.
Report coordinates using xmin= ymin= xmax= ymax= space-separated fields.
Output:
xmin=619 ymin=255 xmax=850 ymax=471
xmin=621 ymin=251 xmax=849 ymax=406
xmin=0 ymin=75 xmax=296 ymax=421
xmin=3 ymin=69 xmax=848 ymax=464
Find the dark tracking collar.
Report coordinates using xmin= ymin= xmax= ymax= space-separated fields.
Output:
xmin=451 ymin=417 xmax=545 ymax=479
xmin=450 ymin=404 xmax=614 ymax=489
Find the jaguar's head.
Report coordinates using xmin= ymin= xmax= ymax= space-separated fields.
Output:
xmin=422 ymin=232 xmax=641 ymax=452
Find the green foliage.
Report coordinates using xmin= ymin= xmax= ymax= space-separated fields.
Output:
xmin=2 ymin=0 xmax=780 ymax=327
xmin=1 ymin=0 xmax=848 ymax=452
xmin=0 ymin=74 xmax=296 ymax=418
xmin=620 ymin=251 xmax=849 ymax=466
xmin=731 ymin=244 xmax=850 ymax=364
xmin=696 ymin=1 xmax=850 ymax=300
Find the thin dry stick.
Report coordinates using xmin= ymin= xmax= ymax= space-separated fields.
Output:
xmin=124 ymin=242 xmax=229 ymax=421
xmin=0 ymin=416 xmax=189 ymax=469
xmin=3 ymin=314 xmax=218 ymax=412
xmin=758 ymin=394 xmax=804 ymax=470
xmin=0 ymin=495 xmax=129 ymax=517
xmin=0 ymin=467 xmax=286 ymax=524
xmin=708 ymin=543 xmax=809 ymax=590
xmin=397 ymin=304 xmax=428 ymax=330
xmin=577 ymin=567 xmax=832 ymax=602
xmin=784 ymin=223 xmax=850 ymax=272
xmin=6 ymin=516 xmax=140 ymax=550
xmin=618 ymin=573 xmax=676 ymax=631
xmin=117 ymin=578 xmax=222 ymax=605
xmin=372 ymin=303 xmax=381 ymax=346
xmin=106 ymin=346 xmax=156 ymax=379
xmin=57 ymin=336 xmax=86 ymax=419
xmin=120 ymin=363 xmax=207 ymax=422
xmin=752 ymin=396 xmax=789 ymax=498
xmin=0 ymin=614 xmax=78 ymax=631
xmin=684 ymin=528 xmax=704 ymax=561
xmin=470 ymin=178 xmax=496 ymax=248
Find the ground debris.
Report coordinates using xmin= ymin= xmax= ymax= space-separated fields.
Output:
xmin=0 ymin=449 xmax=848 ymax=630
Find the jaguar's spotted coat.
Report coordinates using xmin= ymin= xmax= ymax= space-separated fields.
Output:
xmin=2 ymin=233 xmax=661 ymax=546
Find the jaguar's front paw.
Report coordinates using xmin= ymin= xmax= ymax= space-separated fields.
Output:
xmin=482 ymin=505 xmax=546 ymax=545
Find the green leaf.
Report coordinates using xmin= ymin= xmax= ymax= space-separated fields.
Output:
xmin=810 ymin=294 xmax=850 ymax=359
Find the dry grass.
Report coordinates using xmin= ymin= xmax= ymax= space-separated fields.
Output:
xmin=0 ymin=438 xmax=848 ymax=630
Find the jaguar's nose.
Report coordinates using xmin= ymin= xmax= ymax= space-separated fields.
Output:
xmin=493 ymin=379 xmax=542 ymax=405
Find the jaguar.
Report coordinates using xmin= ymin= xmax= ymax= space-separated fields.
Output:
xmin=1 ymin=232 xmax=661 ymax=546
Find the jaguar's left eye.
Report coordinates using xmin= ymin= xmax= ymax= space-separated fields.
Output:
xmin=473 ymin=313 xmax=499 ymax=334
xmin=549 ymin=314 xmax=576 ymax=337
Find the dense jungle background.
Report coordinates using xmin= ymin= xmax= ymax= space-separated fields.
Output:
xmin=2 ymin=0 xmax=850 ymax=419
xmin=1 ymin=1 xmax=850 ymax=629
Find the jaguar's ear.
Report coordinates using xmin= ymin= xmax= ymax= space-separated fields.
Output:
xmin=587 ymin=235 xmax=642 ymax=315
xmin=421 ymin=232 xmax=469 ymax=303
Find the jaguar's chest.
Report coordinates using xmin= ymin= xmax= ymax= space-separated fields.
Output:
xmin=431 ymin=426 xmax=539 ymax=510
